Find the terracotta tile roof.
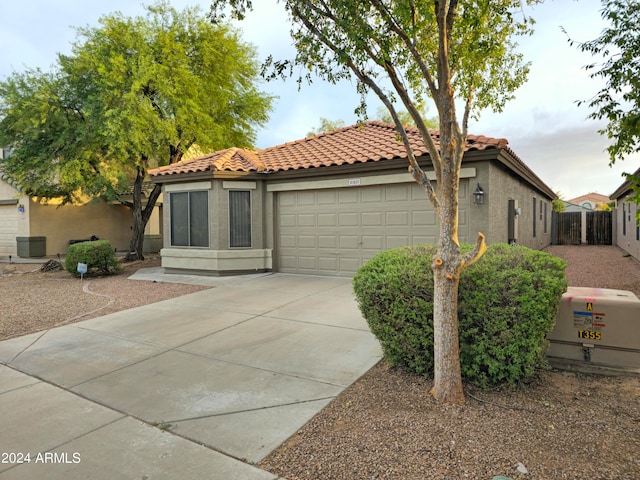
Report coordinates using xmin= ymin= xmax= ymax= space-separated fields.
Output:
xmin=567 ymin=192 xmax=611 ymax=204
xmin=149 ymin=121 xmax=508 ymax=177
xmin=150 ymin=147 xmax=265 ymax=177
xmin=610 ymin=167 xmax=640 ymax=200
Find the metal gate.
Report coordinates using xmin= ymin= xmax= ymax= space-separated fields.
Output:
xmin=586 ymin=211 xmax=612 ymax=245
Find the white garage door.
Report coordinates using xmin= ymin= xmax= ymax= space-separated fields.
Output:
xmin=277 ymin=180 xmax=469 ymax=276
xmin=0 ymin=204 xmax=18 ymax=256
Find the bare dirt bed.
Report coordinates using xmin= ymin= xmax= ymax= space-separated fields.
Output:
xmin=1 ymin=246 xmax=638 ymax=479
xmin=260 ymin=245 xmax=640 ymax=480
xmin=0 ymin=256 xmax=210 ymax=340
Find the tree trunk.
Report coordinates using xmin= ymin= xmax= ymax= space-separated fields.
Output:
xmin=430 ymin=247 xmax=464 ymax=404
xmin=124 ymin=166 xmax=161 ymax=262
xmin=429 ymin=181 xmax=465 ymax=403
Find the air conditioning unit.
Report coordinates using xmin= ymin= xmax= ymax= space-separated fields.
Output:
xmin=547 ymin=287 xmax=640 ymax=372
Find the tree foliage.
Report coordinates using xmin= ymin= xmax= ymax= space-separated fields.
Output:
xmin=375 ymin=106 xmax=438 ymax=129
xmin=0 ymin=1 xmax=273 ymax=259
xmin=306 ymin=117 xmax=346 ymax=136
xmin=212 ymin=0 xmax=536 ymax=404
xmin=569 ymin=0 xmax=640 ymax=166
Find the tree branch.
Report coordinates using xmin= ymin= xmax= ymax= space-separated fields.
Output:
xmin=461 ymin=232 xmax=487 ymax=268
xmin=292 ymin=3 xmax=440 ymax=209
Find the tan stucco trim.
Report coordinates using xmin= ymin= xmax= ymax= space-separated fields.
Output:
xmin=222 ymin=181 xmax=257 ymax=190
xmin=160 ymin=247 xmax=272 ymax=273
xmin=165 ymin=181 xmax=212 ymax=192
xmin=266 ymin=168 xmax=477 ymax=192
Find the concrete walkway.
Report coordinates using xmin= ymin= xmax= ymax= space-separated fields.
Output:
xmin=0 ymin=271 xmax=382 ymax=479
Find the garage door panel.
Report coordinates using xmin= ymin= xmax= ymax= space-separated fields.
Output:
xmin=280 ymin=235 xmax=297 ymax=247
xmin=386 ymin=236 xmax=410 ymax=248
xmin=362 ymin=212 xmax=382 ymax=226
xmin=386 ymin=211 xmax=409 ymax=226
xmin=339 ymin=213 xmax=358 ymax=226
xmin=386 ymin=184 xmax=409 ymax=201
xmin=362 ymin=188 xmax=382 ymax=203
xmin=318 ymin=257 xmax=338 ymax=271
xmin=298 ymin=235 xmax=316 ymax=248
xmin=298 ymin=256 xmax=317 ymax=269
xmin=297 ymin=192 xmax=316 ymax=205
xmin=279 ymin=255 xmax=298 ymax=269
xmin=414 ymin=235 xmax=437 ymax=244
xmin=280 ymin=214 xmax=297 ymax=227
xmin=317 ymin=190 xmax=337 ymax=204
xmin=318 ymin=213 xmax=337 ymax=226
xmin=339 ymin=258 xmax=360 ymax=273
xmin=277 ymin=180 xmax=468 ymax=275
xmin=318 ymin=235 xmax=337 ymax=248
xmin=338 ymin=190 xmax=358 ymax=203
xmin=339 ymin=236 xmax=360 ymax=249
xmin=412 ymin=184 xmax=432 ymax=200
xmin=362 ymin=236 xmax=383 ymax=249
xmin=0 ymin=205 xmax=18 ymax=256
xmin=413 ymin=211 xmax=436 ymax=225
xmin=297 ymin=214 xmax=316 ymax=227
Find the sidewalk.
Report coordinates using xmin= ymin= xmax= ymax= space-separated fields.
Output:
xmin=0 ymin=272 xmax=382 ymax=479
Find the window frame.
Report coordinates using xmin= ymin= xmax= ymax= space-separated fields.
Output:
xmin=170 ymin=190 xmax=210 ymax=248
xmin=532 ymin=197 xmax=537 ymax=238
xmin=228 ymin=189 xmax=253 ymax=249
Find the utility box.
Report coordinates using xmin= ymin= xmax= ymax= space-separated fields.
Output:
xmin=16 ymin=236 xmax=46 ymax=258
xmin=547 ymin=287 xmax=640 ymax=371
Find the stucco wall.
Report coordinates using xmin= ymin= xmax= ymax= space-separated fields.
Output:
xmin=29 ymin=199 xmax=133 ymax=255
xmin=160 ymin=179 xmax=272 ymax=274
xmin=615 ymin=194 xmax=640 ymax=261
xmin=0 ymin=181 xmax=30 ymax=255
xmin=487 ymin=162 xmax=552 ymax=250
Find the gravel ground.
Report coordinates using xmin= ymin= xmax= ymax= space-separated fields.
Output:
xmin=0 ymin=256 xmax=210 ymax=340
xmin=1 ymin=246 xmax=639 ymax=479
xmin=260 ymin=245 xmax=640 ymax=480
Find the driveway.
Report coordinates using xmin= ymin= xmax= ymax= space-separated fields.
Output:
xmin=0 ymin=273 xmax=382 ymax=479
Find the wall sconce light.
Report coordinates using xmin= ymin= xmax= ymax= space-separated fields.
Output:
xmin=472 ymin=183 xmax=485 ymax=205
xmin=17 ymin=204 xmax=24 ymax=214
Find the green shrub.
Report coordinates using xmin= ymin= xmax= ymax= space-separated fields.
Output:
xmin=64 ymin=240 xmax=121 ymax=277
xmin=352 ymin=243 xmax=567 ymax=388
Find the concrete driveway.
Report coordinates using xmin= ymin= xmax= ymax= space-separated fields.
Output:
xmin=0 ymin=273 xmax=382 ymax=479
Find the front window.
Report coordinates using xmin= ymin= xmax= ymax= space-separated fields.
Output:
xmin=229 ymin=190 xmax=252 ymax=248
xmin=170 ymin=191 xmax=209 ymax=247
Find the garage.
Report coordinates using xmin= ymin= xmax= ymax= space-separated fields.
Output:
xmin=0 ymin=203 xmax=18 ymax=256
xmin=276 ymin=179 xmax=470 ymax=276
xmin=150 ymin=121 xmax=556 ymax=277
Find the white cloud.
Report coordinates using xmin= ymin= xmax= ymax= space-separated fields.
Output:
xmin=1 ymin=0 xmax=635 ymax=201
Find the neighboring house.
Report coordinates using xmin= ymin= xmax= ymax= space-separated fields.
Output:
xmin=610 ymin=167 xmax=640 ymax=261
xmin=1 ymin=147 xmax=163 ymax=257
xmin=561 ymin=200 xmax=592 ymax=213
xmin=567 ymin=192 xmax=611 ymax=211
xmin=149 ymin=121 xmax=555 ymax=277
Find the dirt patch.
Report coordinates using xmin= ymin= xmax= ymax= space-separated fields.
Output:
xmin=260 ymin=246 xmax=640 ymax=480
xmin=0 ymin=256 xmax=210 ymax=341
xmin=545 ymin=245 xmax=640 ymax=296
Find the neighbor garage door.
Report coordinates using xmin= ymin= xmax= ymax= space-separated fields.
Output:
xmin=277 ymin=180 xmax=469 ymax=276
xmin=0 ymin=204 xmax=18 ymax=256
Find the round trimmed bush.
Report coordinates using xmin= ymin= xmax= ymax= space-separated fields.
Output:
xmin=64 ymin=239 xmax=121 ymax=277
xmin=353 ymin=243 xmax=567 ymax=388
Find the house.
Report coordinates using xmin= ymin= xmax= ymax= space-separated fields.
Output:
xmin=610 ymin=167 xmax=640 ymax=261
xmin=561 ymin=200 xmax=593 ymax=213
xmin=567 ymin=192 xmax=611 ymax=211
xmin=0 ymin=151 xmax=163 ymax=257
xmin=149 ymin=121 xmax=556 ymax=277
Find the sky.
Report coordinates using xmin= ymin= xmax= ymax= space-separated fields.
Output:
xmin=1 ymin=0 xmax=638 ymax=200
